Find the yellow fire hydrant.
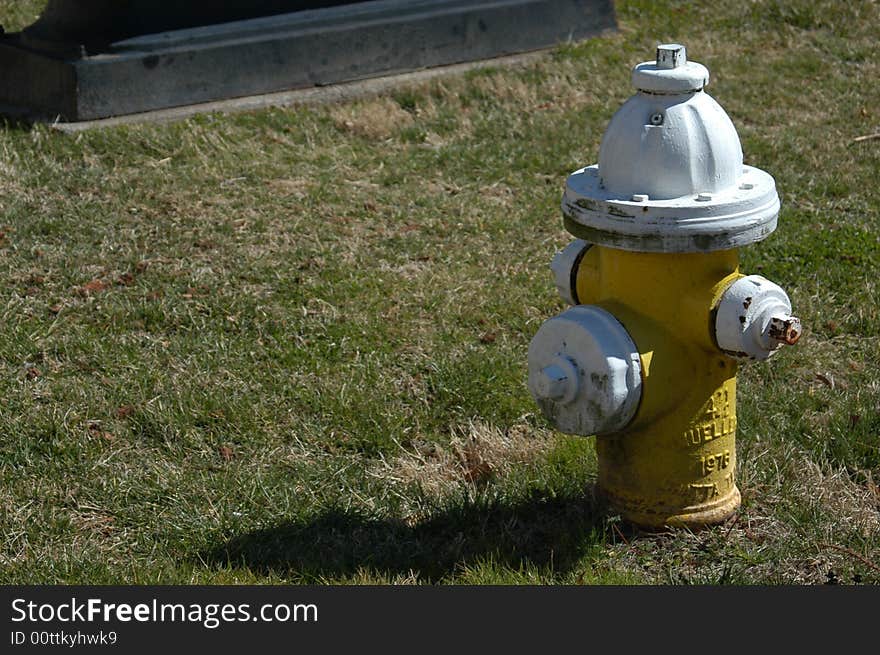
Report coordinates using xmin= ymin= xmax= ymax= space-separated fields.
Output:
xmin=528 ymin=44 xmax=801 ymax=529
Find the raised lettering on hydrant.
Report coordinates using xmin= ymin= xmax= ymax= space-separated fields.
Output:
xmin=528 ymin=44 xmax=800 ymax=529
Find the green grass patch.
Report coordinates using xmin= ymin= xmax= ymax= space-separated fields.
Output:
xmin=0 ymin=0 xmax=878 ymax=584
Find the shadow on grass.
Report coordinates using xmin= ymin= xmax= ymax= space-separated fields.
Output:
xmin=202 ymin=485 xmax=617 ymax=581
xmin=0 ymin=116 xmax=37 ymax=132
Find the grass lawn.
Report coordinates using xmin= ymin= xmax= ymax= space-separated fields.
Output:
xmin=0 ymin=0 xmax=877 ymax=584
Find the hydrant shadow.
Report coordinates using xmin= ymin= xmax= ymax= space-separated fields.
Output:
xmin=201 ymin=485 xmax=615 ymax=582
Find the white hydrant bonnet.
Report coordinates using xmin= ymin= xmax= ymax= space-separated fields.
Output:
xmin=563 ymin=44 xmax=781 ymax=253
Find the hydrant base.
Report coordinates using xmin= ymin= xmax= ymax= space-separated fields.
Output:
xmin=602 ymin=485 xmax=741 ymax=530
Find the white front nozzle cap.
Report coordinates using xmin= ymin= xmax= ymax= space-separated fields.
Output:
xmin=528 ymin=305 xmax=642 ymax=436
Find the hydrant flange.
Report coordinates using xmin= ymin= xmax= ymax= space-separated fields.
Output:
xmin=563 ymin=164 xmax=780 ymax=253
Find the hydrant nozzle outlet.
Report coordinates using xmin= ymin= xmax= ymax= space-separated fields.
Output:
xmin=528 ymin=305 xmax=642 ymax=437
xmin=534 ymin=357 xmax=580 ymax=404
xmin=528 ymin=45 xmax=801 ymax=529
xmin=768 ymin=315 xmax=802 ymax=346
xmin=715 ymin=275 xmax=801 ymax=360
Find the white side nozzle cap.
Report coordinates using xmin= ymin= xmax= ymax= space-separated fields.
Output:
xmin=550 ymin=239 xmax=591 ymax=306
xmin=715 ymin=275 xmax=802 ymax=360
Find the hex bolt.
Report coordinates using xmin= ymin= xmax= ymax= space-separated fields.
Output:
xmin=767 ymin=314 xmax=802 ymax=345
xmin=535 ymin=357 xmax=579 ymax=404
xmin=656 ymin=43 xmax=686 ymax=69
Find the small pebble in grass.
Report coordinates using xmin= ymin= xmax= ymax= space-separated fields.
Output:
xmin=23 ymin=365 xmax=41 ymax=380
xmin=116 ymin=405 xmax=136 ymax=419
xmin=77 ymin=278 xmax=107 ymax=296
xmin=87 ymin=422 xmax=114 ymax=441
xmin=479 ymin=332 xmax=497 ymax=344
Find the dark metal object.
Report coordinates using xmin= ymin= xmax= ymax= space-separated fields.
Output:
xmin=19 ymin=1 xmax=355 ymax=55
xmin=0 ymin=0 xmax=616 ymax=122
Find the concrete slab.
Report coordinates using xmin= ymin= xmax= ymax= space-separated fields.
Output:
xmin=50 ymin=51 xmax=546 ymax=132
xmin=0 ymin=0 xmax=616 ymax=122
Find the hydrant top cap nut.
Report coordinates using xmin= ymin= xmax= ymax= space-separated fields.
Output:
xmin=656 ymin=44 xmax=686 ymax=69
xmin=632 ymin=46 xmax=709 ymax=94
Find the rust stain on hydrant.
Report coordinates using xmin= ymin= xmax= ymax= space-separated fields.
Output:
xmin=768 ymin=316 xmax=802 ymax=345
xmin=528 ymin=44 xmax=801 ymax=529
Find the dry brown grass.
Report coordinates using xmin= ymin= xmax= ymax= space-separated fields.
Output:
xmin=372 ymin=421 xmax=554 ymax=519
xmin=329 ymin=97 xmax=416 ymax=141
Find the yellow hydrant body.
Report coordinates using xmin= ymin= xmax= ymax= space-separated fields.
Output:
xmin=577 ymin=247 xmax=742 ymax=526
xmin=527 ymin=45 xmax=800 ymax=529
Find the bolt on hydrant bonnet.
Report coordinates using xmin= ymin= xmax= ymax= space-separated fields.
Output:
xmin=563 ymin=43 xmax=781 ymax=253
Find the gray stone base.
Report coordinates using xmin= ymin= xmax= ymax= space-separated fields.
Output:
xmin=0 ymin=0 xmax=616 ymax=122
